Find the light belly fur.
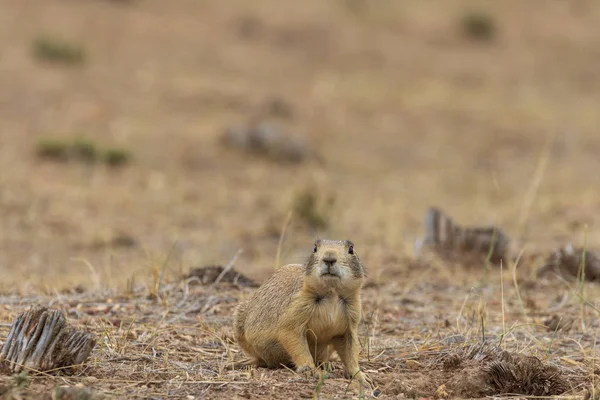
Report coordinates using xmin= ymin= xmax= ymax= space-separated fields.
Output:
xmin=307 ymin=295 xmax=348 ymax=342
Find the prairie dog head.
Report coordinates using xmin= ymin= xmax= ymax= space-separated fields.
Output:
xmin=305 ymin=239 xmax=365 ymax=293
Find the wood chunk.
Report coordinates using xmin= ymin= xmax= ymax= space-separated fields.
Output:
xmin=0 ymin=307 xmax=96 ymax=374
xmin=186 ymin=265 xmax=259 ymax=287
xmin=544 ymin=315 xmax=574 ymax=332
xmin=483 ymin=350 xmax=567 ymax=396
xmin=417 ymin=207 xmax=510 ymax=266
xmin=438 ymin=345 xmax=567 ymax=397
xmin=538 ymin=244 xmax=600 ymax=282
xmin=220 ymin=122 xmax=311 ymax=164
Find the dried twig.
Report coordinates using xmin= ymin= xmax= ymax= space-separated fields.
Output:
xmin=212 ymin=249 xmax=243 ymax=287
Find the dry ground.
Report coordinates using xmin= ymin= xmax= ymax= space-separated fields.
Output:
xmin=1 ymin=0 xmax=600 ymax=398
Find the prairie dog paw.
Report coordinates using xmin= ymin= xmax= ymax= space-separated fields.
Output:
xmin=348 ymin=370 xmax=376 ymax=392
xmin=359 ymin=372 xmax=381 ymax=397
xmin=296 ymin=364 xmax=315 ymax=377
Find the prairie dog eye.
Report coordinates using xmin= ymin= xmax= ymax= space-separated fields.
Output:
xmin=348 ymin=245 xmax=354 ymax=255
xmin=313 ymin=245 xmax=318 ymax=253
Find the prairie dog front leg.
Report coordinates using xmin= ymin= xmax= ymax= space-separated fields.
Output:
xmin=278 ymin=328 xmax=315 ymax=372
xmin=332 ymin=332 xmax=373 ymax=389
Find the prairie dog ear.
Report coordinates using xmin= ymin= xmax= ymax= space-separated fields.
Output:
xmin=313 ymin=239 xmax=322 ymax=253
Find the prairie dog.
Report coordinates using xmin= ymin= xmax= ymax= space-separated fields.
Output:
xmin=233 ymin=239 xmax=373 ymax=390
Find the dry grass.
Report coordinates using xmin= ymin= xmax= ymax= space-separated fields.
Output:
xmin=0 ymin=269 xmax=598 ymax=399
xmin=1 ymin=0 xmax=600 ymax=398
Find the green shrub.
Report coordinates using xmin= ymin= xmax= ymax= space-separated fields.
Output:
xmin=292 ymin=188 xmax=336 ymax=230
xmin=35 ymin=137 xmax=133 ymax=168
xmin=72 ymin=138 xmax=99 ymax=163
xmin=33 ymin=37 xmax=85 ymax=65
xmin=461 ymin=12 xmax=496 ymax=41
xmin=103 ymin=148 xmax=132 ymax=167
xmin=36 ymin=139 xmax=70 ymax=162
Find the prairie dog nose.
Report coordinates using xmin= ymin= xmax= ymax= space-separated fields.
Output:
xmin=322 ymin=251 xmax=338 ymax=267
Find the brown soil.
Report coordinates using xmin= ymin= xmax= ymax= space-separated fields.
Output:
xmin=1 ymin=0 xmax=600 ymax=399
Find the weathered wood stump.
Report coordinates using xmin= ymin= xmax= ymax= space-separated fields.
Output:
xmin=539 ymin=244 xmax=600 ymax=282
xmin=0 ymin=307 xmax=96 ymax=374
xmin=416 ymin=207 xmax=510 ymax=266
xmin=186 ymin=265 xmax=258 ymax=287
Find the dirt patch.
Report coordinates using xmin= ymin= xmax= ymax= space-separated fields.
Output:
xmin=0 ymin=383 xmax=105 ymax=400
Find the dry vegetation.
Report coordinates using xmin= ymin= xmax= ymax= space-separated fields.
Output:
xmin=1 ymin=0 xmax=600 ymax=398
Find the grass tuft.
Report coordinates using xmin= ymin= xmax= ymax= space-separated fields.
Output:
xmin=460 ymin=11 xmax=496 ymax=41
xmin=292 ymin=188 xmax=335 ymax=230
xmin=103 ymin=148 xmax=133 ymax=167
xmin=13 ymin=371 xmax=30 ymax=388
xmin=33 ymin=36 xmax=85 ymax=65
xmin=36 ymin=139 xmax=71 ymax=162
xmin=579 ymin=225 xmax=588 ymax=330
xmin=35 ymin=137 xmax=133 ymax=167
xmin=72 ymin=138 xmax=99 ymax=163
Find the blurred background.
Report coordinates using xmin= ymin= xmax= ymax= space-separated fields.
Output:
xmin=1 ymin=0 xmax=599 ymax=291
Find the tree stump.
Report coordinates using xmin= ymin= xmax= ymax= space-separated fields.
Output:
xmin=0 ymin=307 xmax=96 ymax=374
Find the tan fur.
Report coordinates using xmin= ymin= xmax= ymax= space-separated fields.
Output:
xmin=233 ymin=240 xmax=373 ymax=390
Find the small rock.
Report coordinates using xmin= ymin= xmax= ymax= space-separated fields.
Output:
xmin=434 ymin=384 xmax=449 ymax=399
xmin=405 ymin=359 xmax=421 ymax=370
xmin=443 ymin=335 xmax=466 ymax=344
